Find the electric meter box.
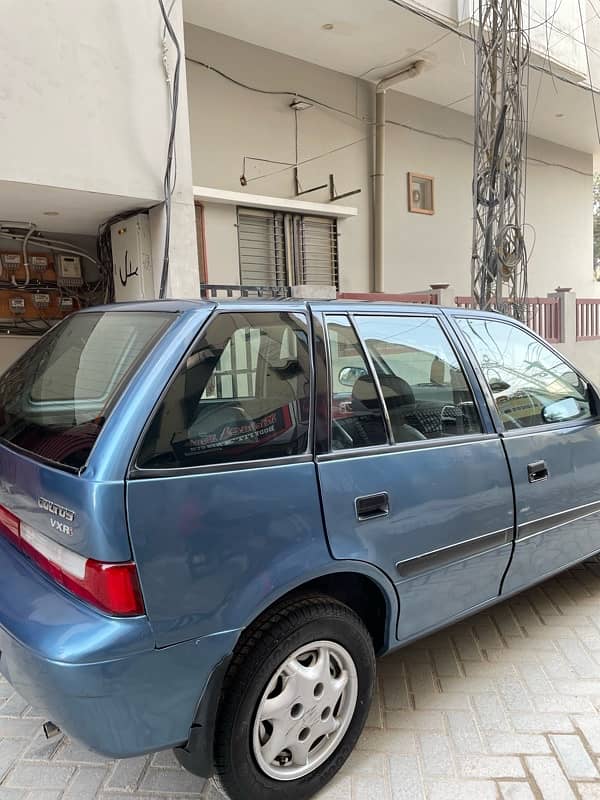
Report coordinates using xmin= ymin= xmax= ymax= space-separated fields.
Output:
xmin=2 ymin=254 xmax=21 ymax=273
xmin=56 ymin=255 xmax=83 ymax=287
xmin=9 ymin=297 xmax=25 ymax=314
xmin=110 ymin=213 xmax=154 ymax=302
xmin=30 ymin=255 xmax=49 ymax=273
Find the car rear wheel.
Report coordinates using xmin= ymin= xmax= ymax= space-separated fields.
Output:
xmin=212 ymin=595 xmax=376 ymax=800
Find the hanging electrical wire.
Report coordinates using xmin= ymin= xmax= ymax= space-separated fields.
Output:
xmin=470 ymin=0 xmax=530 ymax=318
xmin=157 ymin=0 xmax=182 ymax=299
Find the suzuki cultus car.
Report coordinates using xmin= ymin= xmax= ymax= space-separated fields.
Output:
xmin=0 ymin=299 xmax=598 ymax=800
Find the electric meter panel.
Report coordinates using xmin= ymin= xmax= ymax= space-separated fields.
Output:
xmin=30 ymin=255 xmax=49 ymax=274
xmin=56 ymin=255 xmax=83 ymax=287
xmin=2 ymin=254 xmax=21 ymax=274
xmin=9 ymin=297 xmax=25 ymax=314
xmin=32 ymin=293 xmax=51 ymax=309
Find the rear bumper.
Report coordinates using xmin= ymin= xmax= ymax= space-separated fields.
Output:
xmin=0 ymin=537 xmax=238 ymax=758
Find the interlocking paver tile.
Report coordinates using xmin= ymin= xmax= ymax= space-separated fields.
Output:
xmin=351 ymin=774 xmax=391 ymax=800
xmin=385 ymin=709 xmax=444 ymax=731
xmin=459 ymin=755 xmax=525 ymax=779
xmin=105 ymin=756 xmax=149 ymax=791
xmin=418 ymin=733 xmax=455 ymax=777
xmin=498 ymin=782 xmax=537 ymax=799
xmin=445 ymin=710 xmax=485 ymax=754
xmin=427 ymin=779 xmax=498 ymax=800
xmin=388 ymin=754 xmax=424 ymax=800
xmin=526 ymin=755 xmax=577 ymax=799
xmin=62 ymin=766 xmax=107 ymax=799
xmin=3 ymin=562 xmax=600 ymax=798
xmin=578 ymin=784 xmax=600 ymax=799
xmin=575 ymin=715 xmax=600 ymax=752
xmin=486 ymin=732 xmax=550 ymax=754
xmin=0 ymin=789 xmax=26 ymax=800
xmin=550 ymin=733 xmax=599 ymax=779
xmin=5 ymin=763 xmax=75 ymax=790
xmin=139 ymin=764 xmax=205 ymax=794
xmin=510 ymin=712 xmax=574 ymax=733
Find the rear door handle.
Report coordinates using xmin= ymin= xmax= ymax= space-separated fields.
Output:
xmin=355 ymin=492 xmax=389 ymax=521
xmin=528 ymin=460 xmax=549 ymax=483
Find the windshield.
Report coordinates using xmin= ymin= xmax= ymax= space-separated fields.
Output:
xmin=0 ymin=311 xmax=173 ymax=469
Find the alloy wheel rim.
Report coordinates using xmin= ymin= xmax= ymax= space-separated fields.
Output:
xmin=251 ymin=639 xmax=358 ymax=781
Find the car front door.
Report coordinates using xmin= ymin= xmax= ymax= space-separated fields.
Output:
xmin=315 ymin=311 xmax=515 ymax=642
xmin=455 ymin=314 xmax=600 ymax=595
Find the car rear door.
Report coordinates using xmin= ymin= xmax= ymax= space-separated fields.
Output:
xmin=454 ymin=314 xmax=600 ymax=594
xmin=126 ymin=308 xmax=330 ymax=647
xmin=314 ymin=309 xmax=515 ymax=642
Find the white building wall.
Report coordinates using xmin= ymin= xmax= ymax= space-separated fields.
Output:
xmin=184 ymin=23 xmax=373 ymax=289
xmin=185 ymin=23 xmax=595 ymax=299
xmin=0 ymin=336 xmax=36 ymax=373
xmin=0 ymin=0 xmax=172 ymax=200
xmin=0 ymin=0 xmax=198 ymax=300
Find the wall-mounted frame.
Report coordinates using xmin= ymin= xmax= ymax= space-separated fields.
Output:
xmin=407 ymin=172 xmax=435 ymax=215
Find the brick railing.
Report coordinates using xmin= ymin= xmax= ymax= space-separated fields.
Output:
xmin=200 ymin=283 xmax=291 ymax=299
xmin=523 ymin=297 xmax=561 ymax=343
xmin=337 ymin=292 xmax=438 ymax=304
xmin=454 ymin=296 xmax=561 ymax=343
xmin=576 ymin=298 xmax=600 ymax=341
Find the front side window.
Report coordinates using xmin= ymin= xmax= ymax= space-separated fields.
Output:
xmin=353 ymin=315 xmax=483 ymax=442
xmin=138 ymin=312 xmax=311 ymax=468
xmin=457 ymin=317 xmax=593 ymax=429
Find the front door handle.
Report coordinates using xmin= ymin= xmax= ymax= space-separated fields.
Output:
xmin=528 ymin=460 xmax=549 ymax=483
xmin=355 ymin=492 xmax=389 ymax=521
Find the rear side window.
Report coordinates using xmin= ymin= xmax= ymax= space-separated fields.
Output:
xmin=137 ymin=312 xmax=311 ymax=469
xmin=0 ymin=311 xmax=172 ymax=469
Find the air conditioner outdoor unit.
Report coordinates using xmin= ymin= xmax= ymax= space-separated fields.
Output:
xmin=110 ymin=213 xmax=154 ymax=302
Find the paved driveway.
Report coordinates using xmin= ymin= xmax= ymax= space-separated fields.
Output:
xmin=3 ymin=559 xmax=600 ymax=799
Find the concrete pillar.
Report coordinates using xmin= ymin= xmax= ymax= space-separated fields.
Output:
xmin=149 ymin=0 xmax=199 ymax=300
xmin=430 ymin=283 xmax=453 ymax=307
xmin=549 ymin=288 xmax=575 ymax=347
xmin=290 ymin=285 xmax=337 ymax=300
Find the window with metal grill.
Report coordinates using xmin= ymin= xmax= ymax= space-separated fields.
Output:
xmin=237 ymin=209 xmax=286 ymax=288
xmin=237 ymin=208 xmax=339 ymax=289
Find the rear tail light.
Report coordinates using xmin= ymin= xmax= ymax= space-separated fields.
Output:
xmin=0 ymin=505 xmax=144 ymax=616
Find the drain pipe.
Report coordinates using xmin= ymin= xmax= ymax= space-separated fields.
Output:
xmin=373 ymin=60 xmax=426 ymax=293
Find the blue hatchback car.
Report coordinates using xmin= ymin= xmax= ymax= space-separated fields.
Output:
xmin=0 ymin=299 xmax=598 ymax=800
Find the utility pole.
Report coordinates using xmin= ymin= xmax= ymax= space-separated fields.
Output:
xmin=471 ymin=0 xmax=529 ymax=316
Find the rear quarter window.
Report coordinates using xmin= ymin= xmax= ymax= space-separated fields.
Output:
xmin=0 ymin=311 xmax=173 ymax=469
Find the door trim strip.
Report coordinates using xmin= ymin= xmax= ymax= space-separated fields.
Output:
xmin=517 ymin=499 xmax=600 ymax=541
xmin=395 ymin=527 xmax=513 ymax=579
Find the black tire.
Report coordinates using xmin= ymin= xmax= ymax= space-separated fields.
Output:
xmin=212 ymin=595 xmax=376 ymax=800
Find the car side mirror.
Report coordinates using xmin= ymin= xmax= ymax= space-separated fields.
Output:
xmin=338 ymin=366 xmax=367 ymax=387
xmin=542 ymin=397 xmax=581 ymax=424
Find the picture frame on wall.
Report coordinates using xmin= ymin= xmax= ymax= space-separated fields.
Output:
xmin=407 ymin=173 xmax=435 ymax=215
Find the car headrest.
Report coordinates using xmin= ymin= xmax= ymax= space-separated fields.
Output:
xmin=269 ymin=359 xmax=302 ymax=378
xmin=352 ymin=374 xmax=415 ymax=411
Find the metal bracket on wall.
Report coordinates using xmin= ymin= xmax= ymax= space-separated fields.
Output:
xmin=329 ymin=174 xmax=361 ymax=202
xmin=293 ymin=168 xmax=361 ymax=202
xmin=294 ymin=167 xmax=328 ymax=197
